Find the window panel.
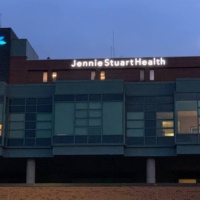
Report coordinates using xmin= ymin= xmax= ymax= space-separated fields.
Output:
xmin=157 ymin=112 xmax=173 ymax=119
xmin=25 ymin=113 xmax=36 ymax=121
xmin=178 ymin=111 xmax=197 ymax=134
xmin=54 ymin=103 xmax=74 ymax=135
xmin=157 ymin=129 xmax=174 ymax=137
xmin=0 ymin=124 xmax=2 ymax=136
xmin=10 ymin=122 xmax=25 ymax=130
xmin=25 ymin=122 xmax=36 ymax=129
xmin=75 ymin=128 xmax=87 ymax=135
xmin=140 ymin=70 xmax=144 ymax=81
xmin=89 ymin=110 xmax=101 ymax=118
xmin=100 ymin=71 xmax=105 ymax=80
xmin=127 ymin=129 xmax=144 ymax=137
xmin=127 ymin=121 xmax=144 ymax=128
xmin=89 ymin=102 xmax=101 ymax=109
xmin=26 ymin=98 xmax=36 ymax=105
xmin=37 ymin=105 xmax=52 ymax=112
xmin=89 ymin=119 xmax=101 ymax=126
xmin=150 ymin=70 xmax=154 ymax=81
xmin=36 ymin=122 xmax=52 ymax=129
xmin=157 ymin=120 xmax=174 ymax=128
xmin=36 ymin=130 xmax=52 ymax=138
xmin=52 ymin=72 xmax=57 ymax=82
xmin=0 ymin=104 xmax=3 ymax=122
xmin=37 ymin=114 xmax=52 ymax=121
xmin=76 ymin=103 xmax=87 ymax=109
xmin=91 ymin=71 xmax=96 ymax=80
xmin=127 ymin=112 xmax=144 ymax=120
xmin=75 ymin=119 xmax=88 ymax=126
xmin=26 ymin=106 xmax=37 ymax=112
xmin=10 ymin=114 xmax=25 ymax=121
xmin=9 ymin=106 xmax=25 ymax=113
xmin=43 ymin=72 xmax=48 ymax=82
xmin=8 ymin=130 xmax=24 ymax=138
xmin=76 ymin=111 xmax=88 ymax=118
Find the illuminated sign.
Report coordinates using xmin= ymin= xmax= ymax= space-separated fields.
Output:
xmin=71 ymin=57 xmax=166 ymax=68
xmin=0 ymin=36 xmax=6 ymax=45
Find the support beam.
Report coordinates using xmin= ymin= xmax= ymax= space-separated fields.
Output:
xmin=26 ymin=159 xmax=35 ymax=184
xmin=146 ymin=158 xmax=156 ymax=183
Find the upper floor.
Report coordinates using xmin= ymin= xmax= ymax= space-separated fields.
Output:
xmin=0 ymin=79 xmax=200 ymax=158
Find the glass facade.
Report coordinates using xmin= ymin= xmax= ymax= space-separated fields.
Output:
xmin=54 ymin=94 xmax=123 ymax=144
xmin=126 ymin=95 xmax=174 ymax=146
xmin=1 ymin=80 xmax=200 ymax=148
xmin=7 ymin=98 xmax=52 ymax=147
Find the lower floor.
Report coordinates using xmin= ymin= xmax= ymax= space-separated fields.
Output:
xmin=0 ymin=156 xmax=200 ymax=184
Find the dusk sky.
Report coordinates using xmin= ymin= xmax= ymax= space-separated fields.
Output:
xmin=1 ymin=0 xmax=200 ymax=59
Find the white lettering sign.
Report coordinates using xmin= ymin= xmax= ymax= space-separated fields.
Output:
xmin=71 ymin=57 xmax=166 ymax=68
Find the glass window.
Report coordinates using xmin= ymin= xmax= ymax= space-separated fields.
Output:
xmin=127 ymin=112 xmax=144 ymax=120
xmin=156 ymin=112 xmax=174 ymax=137
xmin=8 ymin=130 xmax=24 ymax=138
xmin=37 ymin=114 xmax=52 ymax=121
xmin=157 ymin=129 xmax=174 ymax=137
xmin=43 ymin=72 xmax=48 ymax=82
xmin=76 ymin=103 xmax=87 ymax=109
xmin=176 ymin=101 xmax=198 ymax=134
xmin=10 ymin=114 xmax=25 ymax=121
xmin=127 ymin=121 xmax=144 ymax=128
xmin=140 ymin=70 xmax=144 ymax=81
xmin=157 ymin=112 xmax=173 ymax=119
xmin=76 ymin=110 xmax=88 ymax=118
xmin=10 ymin=122 xmax=25 ymax=130
xmin=75 ymin=119 xmax=88 ymax=126
xmin=0 ymin=124 xmax=2 ymax=136
xmin=91 ymin=71 xmax=96 ymax=80
xmin=89 ymin=110 xmax=101 ymax=118
xmin=178 ymin=111 xmax=198 ymax=133
xmin=36 ymin=130 xmax=52 ymax=138
xmin=89 ymin=119 xmax=101 ymax=126
xmin=75 ymin=127 xmax=87 ymax=135
xmin=127 ymin=129 xmax=144 ymax=137
xmin=52 ymin=72 xmax=57 ymax=82
xmin=89 ymin=102 xmax=101 ymax=109
xmin=150 ymin=70 xmax=154 ymax=81
xmin=156 ymin=121 xmax=174 ymax=128
xmin=100 ymin=71 xmax=105 ymax=80
xmin=36 ymin=122 xmax=52 ymax=129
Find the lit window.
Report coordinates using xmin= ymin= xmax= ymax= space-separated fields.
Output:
xmin=43 ymin=72 xmax=48 ymax=82
xmin=178 ymin=111 xmax=198 ymax=134
xmin=52 ymin=72 xmax=57 ymax=82
xmin=100 ymin=71 xmax=105 ymax=80
xmin=91 ymin=71 xmax=96 ymax=80
xmin=176 ymin=101 xmax=198 ymax=134
xmin=156 ymin=112 xmax=174 ymax=137
xmin=179 ymin=179 xmax=197 ymax=184
xmin=162 ymin=121 xmax=174 ymax=128
xmin=140 ymin=70 xmax=144 ymax=81
xmin=150 ymin=70 xmax=154 ymax=81
xmin=0 ymin=124 xmax=2 ymax=136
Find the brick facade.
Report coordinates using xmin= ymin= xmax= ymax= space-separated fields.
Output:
xmin=0 ymin=184 xmax=200 ymax=200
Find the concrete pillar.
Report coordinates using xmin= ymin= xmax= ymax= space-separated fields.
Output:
xmin=26 ymin=159 xmax=35 ymax=184
xmin=146 ymin=158 xmax=156 ymax=183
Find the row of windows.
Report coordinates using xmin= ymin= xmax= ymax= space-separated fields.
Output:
xmin=42 ymin=70 xmax=155 ymax=82
xmin=126 ymin=112 xmax=174 ymax=137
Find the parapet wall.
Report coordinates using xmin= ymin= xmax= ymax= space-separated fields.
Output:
xmin=0 ymin=184 xmax=200 ymax=200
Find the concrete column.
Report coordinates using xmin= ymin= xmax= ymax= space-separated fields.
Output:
xmin=146 ymin=158 xmax=156 ymax=184
xmin=26 ymin=159 xmax=35 ymax=184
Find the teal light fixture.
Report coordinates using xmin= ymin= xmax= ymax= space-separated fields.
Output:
xmin=0 ymin=36 xmax=6 ymax=45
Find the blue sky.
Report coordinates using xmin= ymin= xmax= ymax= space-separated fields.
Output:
xmin=1 ymin=0 xmax=200 ymax=59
